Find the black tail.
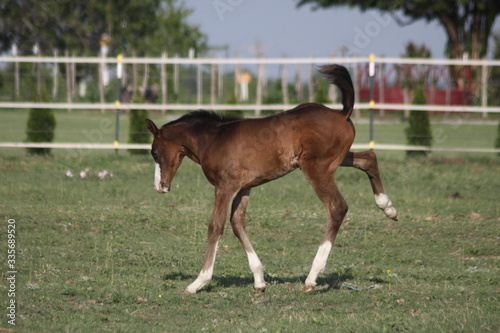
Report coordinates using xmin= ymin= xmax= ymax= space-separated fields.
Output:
xmin=319 ymin=65 xmax=355 ymax=119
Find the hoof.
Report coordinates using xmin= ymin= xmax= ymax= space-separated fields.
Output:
xmin=384 ymin=207 xmax=398 ymax=221
xmin=184 ymin=288 xmax=197 ymax=294
xmin=255 ymin=287 xmax=266 ymax=293
xmin=304 ymin=284 xmax=316 ymax=292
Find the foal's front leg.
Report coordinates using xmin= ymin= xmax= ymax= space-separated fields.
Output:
xmin=230 ymin=189 xmax=266 ymax=291
xmin=185 ymin=187 xmax=237 ymax=294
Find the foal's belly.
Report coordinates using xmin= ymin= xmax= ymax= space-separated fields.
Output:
xmin=240 ymin=152 xmax=299 ymax=189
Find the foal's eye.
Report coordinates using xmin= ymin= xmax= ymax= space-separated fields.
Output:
xmin=151 ymin=149 xmax=158 ymax=161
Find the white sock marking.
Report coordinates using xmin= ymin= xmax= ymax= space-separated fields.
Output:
xmin=375 ymin=193 xmax=398 ymax=220
xmin=185 ymin=240 xmax=219 ymax=293
xmin=247 ymin=250 xmax=265 ymax=290
xmin=185 ymin=268 xmax=214 ymax=294
xmin=305 ymin=241 xmax=332 ymax=288
xmin=375 ymin=193 xmax=390 ymax=209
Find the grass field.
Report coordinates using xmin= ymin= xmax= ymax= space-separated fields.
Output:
xmin=1 ymin=110 xmax=499 ymax=332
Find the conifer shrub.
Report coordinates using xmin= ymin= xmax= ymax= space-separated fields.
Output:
xmin=405 ymin=86 xmax=432 ymax=158
xmin=128 ymin=91 xmax=150 ymax=155
xmin=25 ymin=90 xmax=56 ymax=155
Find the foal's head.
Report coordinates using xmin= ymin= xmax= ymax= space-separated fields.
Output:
xmin=146 ymin=119 xmax=184 ymax=193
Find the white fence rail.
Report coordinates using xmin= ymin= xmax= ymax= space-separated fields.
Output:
xmin=1 ymin=102 xmax=499 ymax=113
xmin=2 ymin=55 xmax=500 ymax=66
xmin=1 ymin=55 xmax=500 ymax=113
xmin=1 ymin=55 xmax=499 ymax=153
xmin=1 ymin=142 xmax=499 ymax=153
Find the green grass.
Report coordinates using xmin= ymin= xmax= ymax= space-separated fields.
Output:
xmin=0 ymin=110 xmax=499 ymax=332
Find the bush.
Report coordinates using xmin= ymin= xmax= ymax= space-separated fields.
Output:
xmin=25 ymin=91 xmax=56 ymax=155
xmin=128 ymin=91 xmax=150 ymax=155
xmin=405 ymin=86 xmax=432 ymax=158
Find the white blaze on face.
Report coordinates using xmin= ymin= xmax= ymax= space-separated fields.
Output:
xmin=154 ymin=163 xmax=162 ymax=192
xmin=154 ymin=162 xmax=170 ymax=193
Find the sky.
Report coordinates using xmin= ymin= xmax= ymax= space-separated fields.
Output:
xmin=183 ymin=0 xmax=499 ymax=59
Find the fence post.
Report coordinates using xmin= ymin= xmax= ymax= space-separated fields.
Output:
xmin=132 ymin=50 xmax=138 ymax=90
xmin=256 ymin=61 xmax=264 ymax=116
xmin=174 ymin=54 xmax=179 ymax=95
xmin=197 ymin=59 xmax=202 ymax=105
xmin=307 ymin=63 xmax=313 ymax=103
xmin=481 ymin=62 xmax=488 ymax=119
xmin=141 ymin=55 xmax=149 ymax=92
xmin=369 ymin=54 xmax=375 ymax=150
xmin=12 ymin=44 xmax=20 ymax=100
xmin=378 ymin=62 xmax=385 ymax=117
xmin=234 ymin=53 xmax=240 ymax=100
xmin=295 ymin=65 xmax=303 ymax=101
xmin=282 ymin=60 xmax=289 ymax=106
xmin=72 ymin=53 xmax=76 ymax=98
xmin=211 ymin=58 xmax=216 ymax=105
xmin=218 ymin=63 xmax=223 ymax=100
xmin=99 ymin=44 xmax=106 ymax=113
xmin=353 ymin=63 xmax=360 ymax=119
xmin=35 ymin=44 xmax=42 ymax=97
xmin=161 ymin=52 xmax=167 ymax=115
xmin=52 ymin=49 xmax=58 ymax=100
xmin=65 ymin=50 xmax=72 ymax=112
xmin=114 ymin=54 xmax=123 ymax=155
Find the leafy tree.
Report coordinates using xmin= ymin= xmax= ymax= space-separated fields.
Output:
xmin=25 ymin=89 xmax=56 ymax=155
xmin=395 ymin=42 xmax=432 ymax=91
xmin=296 ymin=0 xmax=499 ymax=88
xmin=489 ymin=31 xmax=500 ymax=107
xmin=405 ymin=86 xmax=432 ymax=158
xmin=395 ymin=42 xmax=432 ymax=119
xmin=0 ymin=0 xmax=207 ymax=56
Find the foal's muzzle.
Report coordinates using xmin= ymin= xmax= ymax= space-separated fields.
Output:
xmin=154 ymin=163 xmax=170 ymax=193
xmin=155 ymin=182 xmax=170 ymax=193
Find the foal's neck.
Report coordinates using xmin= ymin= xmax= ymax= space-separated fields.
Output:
xmin=168 ymin=119 xmax=220 ymax=164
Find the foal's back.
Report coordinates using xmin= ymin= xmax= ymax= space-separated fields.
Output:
xmin=202 ymin=103 xmax=355 ymax=189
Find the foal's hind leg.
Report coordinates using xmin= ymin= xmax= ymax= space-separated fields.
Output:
xmin=230 ymin=189 xmax=266 ymax=291
xmin=341 ymin=151 xmax=398 ymax=221
xmin=301 ymin=162 xmax=348 ymax=292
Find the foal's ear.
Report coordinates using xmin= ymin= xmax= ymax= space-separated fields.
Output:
xmin=145 ymin=119 xmax=159 ymax=136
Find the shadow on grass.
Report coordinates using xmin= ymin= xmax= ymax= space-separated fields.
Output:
xmin=163 ymin=271 xmax=354 ymax=293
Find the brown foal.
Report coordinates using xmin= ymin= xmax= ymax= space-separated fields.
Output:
xmin=146 ymin=65 xmax=398 ymax=293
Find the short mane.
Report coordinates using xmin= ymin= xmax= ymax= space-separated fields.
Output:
xmin=167 ymin=110 xmax=241 ymax=126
